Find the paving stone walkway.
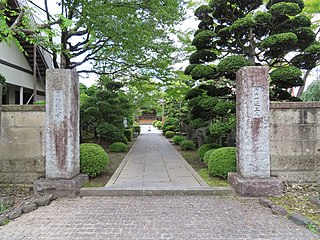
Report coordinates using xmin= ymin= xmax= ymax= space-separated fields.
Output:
xmin=0 ymin=196 xmax=318 ymax=239
xmin=106 ymin=125 xmax=208 ymax=188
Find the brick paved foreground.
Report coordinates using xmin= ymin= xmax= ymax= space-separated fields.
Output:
xmin=0 ymin=196 xmax=318 ymax=240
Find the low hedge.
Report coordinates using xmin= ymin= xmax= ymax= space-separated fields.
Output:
xmin=124 ymin=129 xmax=133 ymax=141
xmin=172 ymin=135 xmax=185 ymax=145
xmin=109 ymin=142 xmax=128 ymax=152
xmin=198 ymin=143 xmax=221 ymax=160
xmin=165 ymin=131 xmax=175 ymax=138
xmin=203 ymin=149 xmax=216 ymax=165
xmin=180 ymin=140 xmax=196 ymax=150
xmin=80 ymin=143 xmax=109 ymax=177
xmin=207 ymin=147 xmax=236 ymax=179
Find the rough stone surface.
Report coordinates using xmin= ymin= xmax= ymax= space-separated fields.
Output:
xmin=269 ymin=103 xmax=320 ymax=183
xmin=0 ymin=197 xmax=14 ymax=206
xmin=236 ymin=67 xmax=270 ymax=178
xmin=22 ymin=203 xmax=37 ymax=213
xmin=7 ymin=208 xmax=22 ymax=220
xmin=46 ymin=69 xmax=80 ymax=179
xmin=34 ymin=195 xmax=53 ymax=207
xmin=309 ymin=196 xmax=320 ymax=207
xmin=228 ymin=173 xmax=283 ymax=197
xmin=34 ymin=174 xmax=88 ymax=197
xmin=259 ymin=197 xmax=274 ymax=208
xmin=0 ymin=108 xmax=45 ymax=184
xmin=0 ymin=215 xmax=8 ymax=226
xmin=271 ymin=205 xmax=288 ymax=216
xmin=0 ymin=196 xmax=317 ymax=239
xmin=288 ymin=212 xmax=316 ymax=227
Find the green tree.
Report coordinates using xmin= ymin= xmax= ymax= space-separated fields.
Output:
xmin=301 ymin=79 xmax=320 ymax=101
xmin=186 ymin=0 xmax=320 ymax=101
xmin=1 ymin=0 xmax=187 ymax=78
xmin=80 ymin=77 xmax=133 ymax=143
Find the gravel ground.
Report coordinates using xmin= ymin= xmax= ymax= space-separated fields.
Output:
xmin=0 ymin=195 xmax=319 ymax=240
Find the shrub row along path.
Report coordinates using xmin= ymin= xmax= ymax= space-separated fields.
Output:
xmin=104 ymin=125 xmax=208 ymax=190
xmin=0 ymin=125 xmax=317 ymax=239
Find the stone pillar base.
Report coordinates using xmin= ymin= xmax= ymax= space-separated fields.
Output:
xmin=228 ymin=173 xmax=283 ymax=197
xmin=34 ymin=174 xmax=88 ymax=198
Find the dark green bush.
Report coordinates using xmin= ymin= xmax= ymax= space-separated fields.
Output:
xmin=217 ymin=55 xmax=252 ymax=76
xmin=112 ymin=134 xmax=128 ymax=145
xmin=198 ymin=143 xmax=221 ymax=160
xmin=80 ymin=143 xmax=109 ymax=177
xmin=124 ymin=129 xmax=133 ymax=141
xmin=203 ymin=149 xmax=216 ymax=165
xmin=173 ymin=135 xmax=185 ymax=145
xmin=133 ymin=125 xmax=141 ymax=134
xmin=190 ymin=64 xmax=216 ymax=80
xmin=208 ymin=147 xmax=236 ymax=179
xmin=109 ymin=142 xmax=128 ymax=152
xmin=180 ymin=140 xmax=196 ymax=151
xmin=165 ymin=131 xmax=175 ymax=138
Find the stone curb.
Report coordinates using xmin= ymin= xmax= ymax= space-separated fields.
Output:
xmin=259 ymin=197 xmax=320 ymax=234
xmin=80 ymin=186 xmax=235 ymax=197
xmin=0 ymin=194 xmax=55 ymax=226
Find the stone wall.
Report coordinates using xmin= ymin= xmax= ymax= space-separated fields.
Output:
xmin=0 ymin=105 xmax=46 ymax=184
xmin=270 ymin=102 xmax=320 ymax=183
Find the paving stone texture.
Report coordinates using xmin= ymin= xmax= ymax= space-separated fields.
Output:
xmin=0 ymin=196 xmax=318 ymax=239
xmin=105 ymin=125 xmax=208 ymax=189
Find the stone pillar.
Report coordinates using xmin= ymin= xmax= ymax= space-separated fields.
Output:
xmin=228 ymin=66 xmax=283 ymax=197
xmin=34 ymin=69 xmax=87 ymax=197
xmin=0 ymin=84 xmax=2 ymax=133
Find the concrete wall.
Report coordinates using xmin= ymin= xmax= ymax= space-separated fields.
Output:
xmin=0 ymin=105 xmax=45 ymax=184
xmin=270 ymin=102 xmax=320 ymax=183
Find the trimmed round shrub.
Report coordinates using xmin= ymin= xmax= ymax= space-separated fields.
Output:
xmin=165 ymin=131 xmax=175 ymax=138
xmin=80 ymin=143 xmax=109 ymax=177
xmin=112 ymin=134 xmax=128 ymax=145
xmin=124 ymin=129 xmax=133 ymax=141
xmin=180 ymin=140 xmax=196 ymax=151
xmin=203 ymin=149 xmax=216 ymax=165
xmin=198 ymin=143 xmax=221 ymax=160
xmin=173 ymin=135 xmax=185 ymax=145
xmin=109 ymin=142 xmax=128 ymax=152
xmin=208 ymin=147 xmax=236 ymax=179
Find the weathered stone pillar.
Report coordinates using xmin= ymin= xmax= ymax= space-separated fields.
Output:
xmin=228 ymin=66 xmax=283 ymax=197
xmin=46 ymin=69 xmax=80 ymax=179
xmin=0 ymin=83 xmax=2 ymax=134
xmin=34 ymin=69 xmax=88 ymax=197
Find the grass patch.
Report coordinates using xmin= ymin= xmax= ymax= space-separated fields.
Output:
xmin=0 ymin=203 xmax=10 ymax=214
xmin=176 ymin=146 xmax=229 ymax=187
xmin=198 ymin=168 xmax=230 ymax=187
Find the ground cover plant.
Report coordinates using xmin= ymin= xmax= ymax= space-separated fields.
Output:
xmin=180 ymin=140 xmax=196 ymax=150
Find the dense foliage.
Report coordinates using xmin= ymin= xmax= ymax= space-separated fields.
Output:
xmin=173 ymin=135 xmax=186 ymax=145
xmin=109 ymin=142 xmax=128 ymax=152
xmin=208 ymin=147 xmax=236 ymax=179
xmin=180 ymin=140 xmax=196 ymax=150
xmin=186 ymin=0 xmax=319 ymax=101
xmin=80 ymin=143 xmax=109 ymax=177
xmin=198 ymin=143 xmax=221 ymax=160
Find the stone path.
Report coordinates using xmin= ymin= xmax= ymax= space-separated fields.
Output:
xmin=80 ymin=125 xmax=230 ymax=196
xmin=0 ymin=196 xmax=318 ymax=239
